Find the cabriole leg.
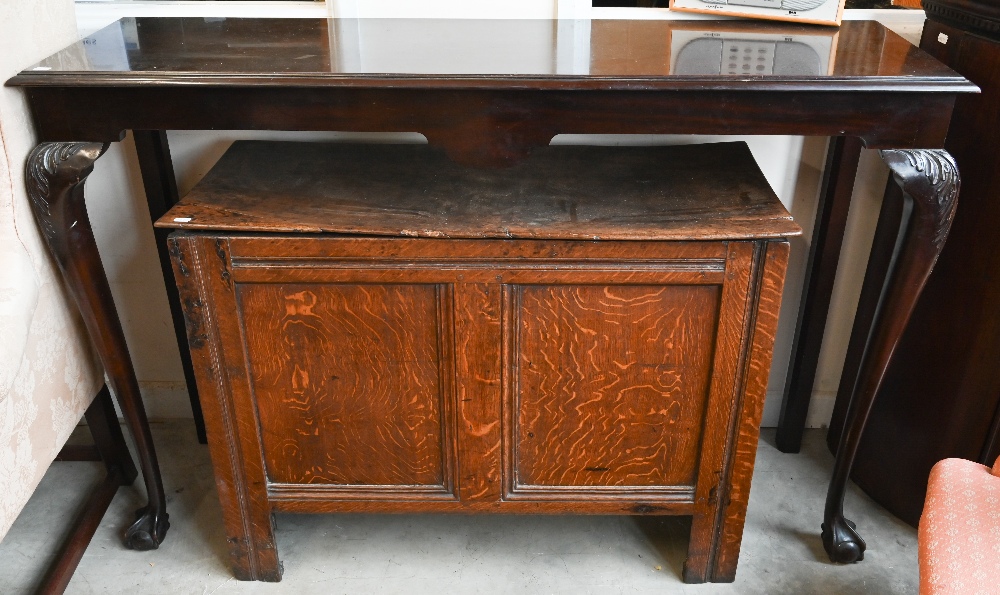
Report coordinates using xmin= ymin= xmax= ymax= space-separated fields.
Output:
xmin=25 ymin=142 xmax=170 ymax=549
xmin=822 ymin=149 xmax=960 ymax=563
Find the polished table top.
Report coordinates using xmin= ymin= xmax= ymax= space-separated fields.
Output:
xmin=9 ymin=17 xmax=972 ymax=92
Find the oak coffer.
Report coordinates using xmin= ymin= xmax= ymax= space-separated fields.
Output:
xmin=157 ymin=140 xmax=800 ymax=584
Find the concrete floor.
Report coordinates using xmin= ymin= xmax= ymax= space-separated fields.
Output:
xmin=0 ymin=423 xmax=919 ymax=594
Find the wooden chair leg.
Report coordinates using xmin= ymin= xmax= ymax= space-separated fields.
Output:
xmin=37 ymin=385 xmax=139 ymax=595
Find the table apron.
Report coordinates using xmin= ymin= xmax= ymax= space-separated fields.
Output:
xmin=25 ymin=87 xmax=955 ymax=157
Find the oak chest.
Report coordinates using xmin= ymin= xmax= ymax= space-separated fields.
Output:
xmin=158 ymin=140 xmax=799 ymax=583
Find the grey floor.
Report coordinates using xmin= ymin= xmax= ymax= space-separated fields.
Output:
xmin=0 ymin=423 xmax=919 ymax=594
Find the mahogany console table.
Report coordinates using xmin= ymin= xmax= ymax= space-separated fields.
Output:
xmin=5 ymin=17 xmax=976 ymax=564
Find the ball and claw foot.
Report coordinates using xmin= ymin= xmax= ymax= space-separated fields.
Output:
xmin=125 ymin=506 xmax=170 ymax=551
xmin=822 ymin=516 xmax=866 ymax=563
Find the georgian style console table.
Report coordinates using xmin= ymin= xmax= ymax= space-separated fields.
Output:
xmin=5 ymin=16 xmax=976 ymax=566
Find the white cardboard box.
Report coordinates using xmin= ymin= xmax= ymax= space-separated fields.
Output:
xmin=670 ymin=0 xmax=846 ymax=27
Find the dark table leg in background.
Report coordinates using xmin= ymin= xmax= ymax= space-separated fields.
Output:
xmin=133 ymin=130 xmax=208 ymax=445
xmin=41 ymin=385 xmax=138 ymax=593
xmin=822 ymin=148 xmax=960 ymax=563
xmin=776 ymin=136 xmax=863 ymax=453
xmin=25 ymin=142 xmax=169 ymax=549
xmin=826 ymin=179 xmax=906 ymax=453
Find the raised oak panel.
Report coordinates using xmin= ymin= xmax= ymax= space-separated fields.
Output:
xmin=237 ymin=283 xmax=452 ymax=490
xmin=510 ymin=284 xmax=721 ymax=492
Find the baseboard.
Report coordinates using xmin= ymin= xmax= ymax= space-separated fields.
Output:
xmin=761 ymin=390 xmax=837 ymax=429
xmin=105 ymin=381 xmax=192 ymax=421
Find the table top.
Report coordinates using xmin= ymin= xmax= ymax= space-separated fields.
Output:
xmin=8 ymin=17 xmax=974 ymax=93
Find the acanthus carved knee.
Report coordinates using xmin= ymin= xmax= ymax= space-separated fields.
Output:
xmin=879 ymin=148 xmax=960 ymax=251
xmin=25 ymin=142 xmax=109 ymax=251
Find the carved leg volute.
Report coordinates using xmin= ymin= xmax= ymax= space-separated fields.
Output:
xmin=26 ymin=142 xmax=170 ymax=550
xmin=822 ymin=149 xmax=959 ymax=563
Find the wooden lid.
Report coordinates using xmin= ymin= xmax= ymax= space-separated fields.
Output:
xmin=157 ymin=141 xmax=800 ymax=241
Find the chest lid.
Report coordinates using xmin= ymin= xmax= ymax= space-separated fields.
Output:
xmin=156 ymin=140 xmax=800 ymax=242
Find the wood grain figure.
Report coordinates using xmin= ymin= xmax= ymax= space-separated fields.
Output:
xmin=513 ymin=284 xmax=718 ymax=489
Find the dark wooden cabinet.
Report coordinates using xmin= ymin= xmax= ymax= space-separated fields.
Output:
xmin=159 ymin=141 xmax=797 ymax=583
xmin=828 ymin=1 xmax=1000 ymax=526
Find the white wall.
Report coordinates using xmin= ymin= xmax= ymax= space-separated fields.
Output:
xmin=67 ymin=1 xmax=922 ymax=428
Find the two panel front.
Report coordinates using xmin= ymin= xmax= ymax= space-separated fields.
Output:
xmin=220 ymin=238 xmax=749 ymax=512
